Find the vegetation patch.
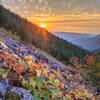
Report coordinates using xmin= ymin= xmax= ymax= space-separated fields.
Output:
xmin=6 ymin=93 xmax=21 ymax=100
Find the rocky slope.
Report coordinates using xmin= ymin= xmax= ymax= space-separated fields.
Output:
xmin=0 ymin=32 xmax=97 ymax=100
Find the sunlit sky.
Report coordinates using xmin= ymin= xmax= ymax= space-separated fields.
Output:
xmin=1 ymin=0 xmax=100 ymax=34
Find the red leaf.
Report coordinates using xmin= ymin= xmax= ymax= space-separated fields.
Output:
xmin=15 ymin=64 xmax=25 ymax=74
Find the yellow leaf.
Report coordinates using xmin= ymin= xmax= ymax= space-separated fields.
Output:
xmin=32 ymin=63 xmax=38 ymax=67
xmin=43 ymin=68 xmax=49 ymax=73
xmin=2 ymin=73 xmax=7 ymax=78
xmin=36 ymin=69 xmax=42 ymax=77
xmin=48 ymin=73 xmax=55 ymax=80
xmin=43 ymin=68 xmax=49 ymax=76
xmin=75 ymin=94 xmax=79 ymax=99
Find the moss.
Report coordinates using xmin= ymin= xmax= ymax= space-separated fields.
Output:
xmin=6 ymin=93 xmax=21 ymax=100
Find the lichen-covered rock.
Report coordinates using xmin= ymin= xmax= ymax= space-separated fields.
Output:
xmin=0 ymin=78 xmax=33 ymax=100
xmin=9 ymin=87 xmax=34 ymax=100
xmin=0 ymin=78 xmax=8 ymax=99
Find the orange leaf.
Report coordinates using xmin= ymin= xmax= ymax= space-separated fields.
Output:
xmin=87 ymin=56 xmax=95 ymax=64
xmin=38 ymin=62 xmax=46 ymax=67
xmin=15 ymin=64 xmax=25 ymax=74
xmin=43 ymin=68 xmax=49 ymax=73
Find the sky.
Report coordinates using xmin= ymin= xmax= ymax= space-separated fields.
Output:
xmin=1 ymin=0 xmax=100 ymax=34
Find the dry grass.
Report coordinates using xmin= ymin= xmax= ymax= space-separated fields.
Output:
xmin=0 ymin=27 xmax=20 ymax=42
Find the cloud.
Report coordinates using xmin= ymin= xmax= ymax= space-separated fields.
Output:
xmin=41 ymin=19 xmax=100 ymax=23
xmin=2 ymin=0 xmax=100 ymax=33
xmin=2 ymin=0 xmax=100 ymax=15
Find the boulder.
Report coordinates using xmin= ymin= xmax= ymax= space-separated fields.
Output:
xmin=0 ymin=78 xmax=34 ymax=100
xmin=0 ymin=78 xmax=8 ymax=99
xmin=9 ymin=87 xmax=34 ymax=100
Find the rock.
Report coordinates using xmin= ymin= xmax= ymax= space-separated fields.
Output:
xmin=0 ymin=45 xmax=4 ymax=50
xmin=0 ymin=78 xmax=8 ymax=99
xmin=0 ymin=98 xmax=3 ymax=100
xmin=0 ymin=32 xmax=4 ymax=34
xmin=9 ymin=87 xmax=34 ymax=100
xmin=0 ymin=58 xmax=3 ymax=64
xmin=94 ymin=87 xmax=100 ymax=95
xmin=0 ymin=61 xmax=9 ymax=69
xmin=0 ymin=77 xmax=33 ymax=100
xmin=10 ymin=49 xmax=14 ymax=53
xmin=35 ymin=58 xmax=40 ymax=64
xmin=0 ymin=42 xmax=7 ymax=49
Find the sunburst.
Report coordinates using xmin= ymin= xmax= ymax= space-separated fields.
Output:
xmin=40 ymin=24 xmax=47 ymax=28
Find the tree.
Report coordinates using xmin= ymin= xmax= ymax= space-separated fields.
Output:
xmin=0 ymin=5 xmax=6 ymax=26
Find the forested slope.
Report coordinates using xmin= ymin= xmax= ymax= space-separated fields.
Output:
xmin=0 ymin=5 xmax=91 ymax=65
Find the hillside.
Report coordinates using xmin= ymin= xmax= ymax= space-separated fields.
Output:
xmin=0 ymin=5 xmax=91 ymax=65
xmin=0 ymin=4 xmax=100 ymax=100
xmin=0 ymin=33 xmax=97 ymax=100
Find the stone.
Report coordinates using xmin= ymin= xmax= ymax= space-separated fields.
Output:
xmin=9 ymin=87 xmax=34 ymax=100
xmin=0 ymin=61 xmax=9 ymax=69
xmin=0 ymin=58 xmax=3 ymax=64
xmin=0 ymin=45 xmax=4 ymax=50
xmin=94 ymin=87 xmax=100 ymax=95
xmin=0 ymin=78 xmax=8 ymax=99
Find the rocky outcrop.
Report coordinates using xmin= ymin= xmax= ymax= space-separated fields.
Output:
xmin=0 ymin=78 xmax=34 ymax=100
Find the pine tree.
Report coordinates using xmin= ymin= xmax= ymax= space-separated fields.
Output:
xmin=0 ymin=5 xmax=5 ymax=26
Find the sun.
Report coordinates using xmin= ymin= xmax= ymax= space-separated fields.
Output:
xmin=40 ymin=24 xmax=47 ymax=28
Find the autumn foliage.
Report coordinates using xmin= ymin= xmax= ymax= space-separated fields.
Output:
xmin=69 ymin=52 xmax=100 ymax=87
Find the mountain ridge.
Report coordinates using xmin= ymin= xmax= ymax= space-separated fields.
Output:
xmin=54 ymin=31 xmax=100 ymax=53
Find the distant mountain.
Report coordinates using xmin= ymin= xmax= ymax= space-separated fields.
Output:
xmin=53 ymin=32 xmax=95 ymax=42
xmin=73 ymin=35 xmax=100 ymax=53
xmin=53 ymin=32 xmax=99 ymax=53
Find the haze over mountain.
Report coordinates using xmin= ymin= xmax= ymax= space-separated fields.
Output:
xmin=53 ymin=32 xmax=100 ymax=53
